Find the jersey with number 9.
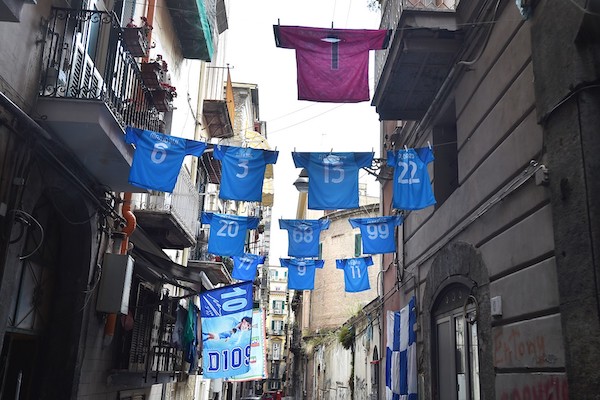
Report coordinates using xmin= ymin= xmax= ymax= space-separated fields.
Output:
xmin=280 ymin=258 xmax=324 ymax=290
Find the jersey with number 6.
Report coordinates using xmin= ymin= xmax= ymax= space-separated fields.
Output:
xmin=201 ymin=212 xmax=260 ymax=256
xmin=214 ymin=145 xmax=279 ymax=202
xmin=125 ymin=127 xmax=207 ymax=192
xmin=336 ymin=256 xmax=373 ymax=292
xmin=293 ymin=152 xmax=374 ymax=210
xmin=349 ymin=215 xmax=403 ymax=254
xmin=387 ymin=147 xmax=436 ymax=210
xmin=279 ymin=219 xmax=330 ymax=257
xmin=280 ymin=258 xmax=324 ymax=290
xmin=232 ymin=253 xmax=266 ymax=281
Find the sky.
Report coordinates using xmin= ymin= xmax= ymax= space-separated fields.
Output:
xmin=224 ymin=0 xmax=383 ymax=262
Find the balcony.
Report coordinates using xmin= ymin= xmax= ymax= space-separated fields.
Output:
xmin=372 ymin=0 xmax=463 ymax=120
xmin=133 ymin=167 xmax=199 ymax=249
xmin=37 ymin=8 xmax=165 ymax=193
xmin=269 ymin=329 xmax=285 ymax=336
xmin=169 ymin=0 xmax=214 ymax=60
xmin=272 ymin=309 xmax=286 ymax=315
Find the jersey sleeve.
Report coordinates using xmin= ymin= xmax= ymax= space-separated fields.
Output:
xmin=335 ymin=259 xmax=345 ymax=270
xmin=292 ymin=152 xmax=310 ymax=169
xmin=247 ymin=217 xmax=260 ymax=230
xmin=314 ymin=260 xmax=325 ymax=269
xmin=201 ymin=212 xmax=212 ymax=224
xmin=348 ymin=218 xmax=362 ymax=229
xmin=213 ymin=145 xmax=227 ymax=161
xmin=393 ymin=215 xmax=404 ymax=226
xmin=367 ymin=29 xmax=392 ymax=50
xmin=319 ymin=219 xmax=331 ymax=231
xmin=416 ymin=147 xmax=434 ymax=164
xmin=186 ymin=139 xmax=207 ymax=157
xmin=125 ymin=126 xmax=141 ymax=145
xmin=355 ymin=152 xmax=374 ymax=168
xmin=364 ymin=256 xmax=374 ymax=267
xmin=265 ymin=150 xmax=279 ymax=165
xmin=386 ymin=150 xmax=396 ymax=167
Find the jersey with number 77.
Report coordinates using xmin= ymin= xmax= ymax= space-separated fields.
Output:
xmin=232 ymin=253 xmax=266 ymax=281
xmin=202 ymin=212 xmax=259 ymax=256
xmin=279 ymin=218 xmax=330 ymax=257
xmin=214 ymin=145 xmax=279 ymax=202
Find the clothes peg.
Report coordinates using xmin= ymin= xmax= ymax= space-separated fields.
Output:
xmin=427 ymin=141 xmax=432 ymax=150
xmin=404 ymin=145 xmax=408 ymax=152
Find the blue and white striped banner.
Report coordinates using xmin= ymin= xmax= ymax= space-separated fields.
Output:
xmin=386 ymin=296 xmax=417 ymax=400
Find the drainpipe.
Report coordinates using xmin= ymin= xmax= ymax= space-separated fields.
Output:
xmin=104 ymin=192 xmax=136 ymax=343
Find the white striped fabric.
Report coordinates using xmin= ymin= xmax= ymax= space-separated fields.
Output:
xmin=386 ymin=296 xmax=417 ymax=400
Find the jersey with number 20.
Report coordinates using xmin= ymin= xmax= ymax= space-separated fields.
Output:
xmin=293 ymin=152 xmax=374 ymax=210
xmin=336 ymin=256 xmax=373 ymax=292
xmin=387 ymin=147 xmax=436 ymax=210
xmin=214 ymin=145 xmax=279 ymax=202
xmin=279 ymin=219 xmax=330 ymax=257
xmin=201 ymin=212 xmax=259 ymax=256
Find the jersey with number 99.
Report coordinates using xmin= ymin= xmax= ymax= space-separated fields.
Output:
xmin=279 ymin=219 xmax=330 ymax=257
xmin=349 ymin=215 xmax=403 ymax=254
xmin=293 ymin=152 xmax=374 ymax=210
xmin=280 ymin=258 xmax=324 ymax=290
xmin=387 ymin=147 xmax=436 ymax=210
xmin=202 ymin=212 xmax=260 ymax=256
xmin=214 ymin=145 xmax=279 ymax=202
xmin=336 ymin=256 xmax=373 ymax=292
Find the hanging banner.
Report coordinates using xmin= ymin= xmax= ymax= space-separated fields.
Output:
xmin=386 ymin=296 xmax=417 ymax=400
xmin=229 ymin=309 xmax=267 ymax=381
xmin=200 ymin=281 xmax=254 ymax=379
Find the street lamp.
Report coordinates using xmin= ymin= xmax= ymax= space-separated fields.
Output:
xmin=293 ymin=168 xmax=309 ymax=193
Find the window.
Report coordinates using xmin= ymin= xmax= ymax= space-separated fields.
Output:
xmin=354 ymin=233 xmax=362 ymax=257
xmin=433 ymin=284 xmax=480 ymax=400
xmin=433 ymin=123 xmax=458 ymax=207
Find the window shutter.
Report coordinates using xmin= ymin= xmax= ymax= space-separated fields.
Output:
xmin=354 ymin=233 xmax=362 ymax=257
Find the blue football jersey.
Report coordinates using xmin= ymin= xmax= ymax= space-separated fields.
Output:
xmin=387 ymin=147 xmax=436 ymax=210
xmin=279 ymin=219 xmax=330 ymax=257
xmin=280 ymin=258 xmax=324 ymax=290
xmin=201 ymin=212 xmax=260 ymax=256
xmin=293 ymin=152 xmax=374 ymax=210
xmin=336 ymin=256 xmax=373 ymax=292
xmin=349 ymin=215 xmax=403 ymax=254
xmin=125 ymin=127 xmax=206 ymax=192
xmin=232 ymin=253 xmax=266 ymax=281
xmin=214 ymin=145 xmax=279 ymax=202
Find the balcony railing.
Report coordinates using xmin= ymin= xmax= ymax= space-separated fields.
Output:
xmin=39 ymin=7 xmax=163 ymax=132
xmin=375 ymin=0 xmax=458 ymax=84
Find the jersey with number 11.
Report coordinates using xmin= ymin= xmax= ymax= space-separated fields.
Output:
xmin=202 ymin=212 xmax=259 ymax=256
xmin=336 ymin=256 xmax=373 ymax=292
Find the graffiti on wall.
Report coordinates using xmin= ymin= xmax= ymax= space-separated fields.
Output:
xmin=498 ymin=376 xmax=568 ymax=400
xmin=494 ymin=328 xmax=558 ymax=367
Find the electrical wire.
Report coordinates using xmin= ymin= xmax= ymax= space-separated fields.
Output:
xmin=563 ymin=0 xmax=600 ymax=16
xmin=8 ymin=209 xmax=45 ymax=260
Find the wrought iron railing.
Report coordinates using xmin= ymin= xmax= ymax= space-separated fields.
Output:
xmin=39 ymin=7 xmax=163 ymax=132
xmin=375 ymin=0 xmax=458 ymax=86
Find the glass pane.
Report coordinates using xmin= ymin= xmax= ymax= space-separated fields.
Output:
xmin=455 ymin=316 xmax=466 ymax=400
xmin=470 ymin=322 xmax=481 ymax=400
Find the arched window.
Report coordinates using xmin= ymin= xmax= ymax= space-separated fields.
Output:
xmin=432 ymin=283 xmax=480 ymax=400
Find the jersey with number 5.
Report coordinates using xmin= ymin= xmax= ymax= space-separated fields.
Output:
xmin=202 ymin=212 xmax=260 ymax=256
xmin=279 ymin=219 xmax=330 ymax=257
xmin=349 ymin=215 xmax=403 ymax=254
xmin=293 ymin=152 xmax=374 ymax=210
xmin=232 ymin=253 xmax=266 ymax=281
xmin=214 ymin=145 xmax=279 ymax=202
xmin=125 ymin=127 xmax=207 ymax=192
xmin=387 ymin=147 xmax=436 ymax=210
xmin=280 ymin=258 xmax=324 ymax=290
xmin=336 ymin=256 xmax=373 ymax=292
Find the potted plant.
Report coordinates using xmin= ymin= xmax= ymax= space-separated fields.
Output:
xmin=123 ymin=17 xmax=152 ymax=57
xmin=151 ymin=82 xmax=177 ymax=112
xmin=141 ymin=54 xmax=170 ymax=90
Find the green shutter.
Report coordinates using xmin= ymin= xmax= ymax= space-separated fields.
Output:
xmin=354 ymin=233 xmax=362 ymax=257
xmin=318 ymin=242 xmax=323 ymax=259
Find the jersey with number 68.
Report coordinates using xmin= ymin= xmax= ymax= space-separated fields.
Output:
xmin=387 ymin=147 xmax=436 ymax=210
xmin=280 ymin=258 xmax=324 ymax=290
xmin=279 ymin=219 xmax=330 ymax=257
xmin=336 ymin=256 xmax=373 ymax=292
xmin=293 ymin=151 xmax=374 ymax=210
xmin=202 ymin=212 xmax=259 ymax=256
xmin=214 ymin=145 xmax=279 ymax=202
xmin=125 ymin=127 xmax=207 ymax=192
xmin=349 ymin=215 xmax=403 ymax=254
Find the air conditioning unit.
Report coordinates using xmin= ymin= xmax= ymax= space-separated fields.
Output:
xmin=96 ymin=253 xmax=134 ymax=314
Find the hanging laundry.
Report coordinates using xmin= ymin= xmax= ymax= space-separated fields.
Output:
xmin=200 ymin=281 xmax=254 ymax=379
xmin=335 ymin=256 xmax=373 ymax=292
xmin=232 ymin=253 xmax=266 ymax=281
xmin=293 ymin=151 xmax=374 ymax=210
xmin=201 ymin=212 xmax=260 ymax=256
xmin=386 ymin=297 xmax=417 ymax=400
xmin=125 ymin=126 xmax=206 ymax=192
xmin=387 ymin=147 xmax=436 ymax=210
xmin=273 ymin=25 xmax=391 ymax=102
xmin=349 ymin=215 xmax=404 ymax=254
xmin=214 ymin=145 xmax=279 ymax=202
xmin=280 ymin=258 xmax=324 ymax=290
xmin=183 ymin=302 xmax=199 ymax=373
xmin=279 ymin=218 xmax=330 ymax=257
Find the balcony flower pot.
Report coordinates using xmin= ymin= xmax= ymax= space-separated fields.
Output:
xmin=151 ymin=88 xmax=174 ymax=112
xmin=141 ymin=62 xmax=162 ymax=89
xmin=122 ymin=27 xmax=150 ymax=57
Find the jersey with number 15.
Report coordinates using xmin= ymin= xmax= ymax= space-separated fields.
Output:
xmin=214 ymin=145 xmax=279 ymax=202
xmin=387 ymin=147 xmax=436 ymax=210
xmin=280 ymin=258 xmax=324 ymax=290
xmin=279 ymin=219 xmax=330 ymax=257
xmin=201 ymin=212 xmax=259 ymax=256
xmin=293 ymin=152 xmax=374 ymax=210
xmin=349 ymin=215 xmax=403 ymax=254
